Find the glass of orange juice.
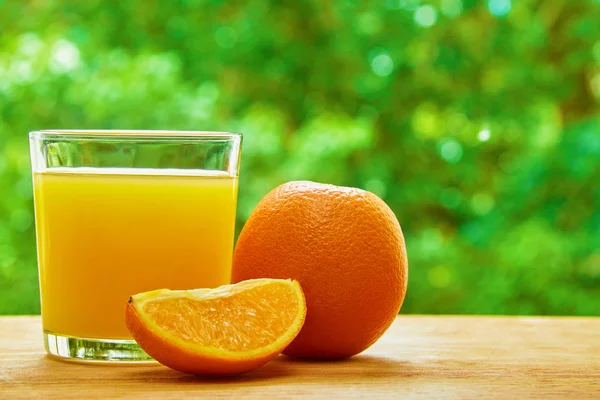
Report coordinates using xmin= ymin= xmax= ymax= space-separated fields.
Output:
xmin=29 ymin=130 xmax=242 ymax=362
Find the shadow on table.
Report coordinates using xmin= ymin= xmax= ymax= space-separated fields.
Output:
xmin=122 ymin=354 xmax=421 ymax=384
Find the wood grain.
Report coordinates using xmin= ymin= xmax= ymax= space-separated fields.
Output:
xmin=1 ymin=316 xmax=598 ymax=399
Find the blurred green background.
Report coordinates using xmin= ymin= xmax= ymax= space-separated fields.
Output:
xmin=1 ymin=0 xmax=599 ymax=315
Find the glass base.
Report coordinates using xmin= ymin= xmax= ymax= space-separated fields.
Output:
xmin=44 ymin=331 xmax=155 ymax=363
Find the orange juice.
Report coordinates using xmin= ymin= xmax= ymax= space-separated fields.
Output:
xmin=33 ymin=167 xmax=238 ymax=339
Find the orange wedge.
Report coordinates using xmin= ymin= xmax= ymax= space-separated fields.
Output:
xmin=125 ymin=278 xmax=306 ymax=376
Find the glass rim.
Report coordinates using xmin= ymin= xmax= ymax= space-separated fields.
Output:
xmin=29 ymin=130 xmax=242 ymax=141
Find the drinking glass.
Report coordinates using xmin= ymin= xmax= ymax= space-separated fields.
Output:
xmin=29 ymin=130 xmax=242 ymax=362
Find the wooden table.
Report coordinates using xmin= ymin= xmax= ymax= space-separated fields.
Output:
xmin=1 ymin=316 xmax=598 ymax=399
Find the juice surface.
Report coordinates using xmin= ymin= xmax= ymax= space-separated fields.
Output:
xmin=33 ymin=167 xmax=238 ymax=339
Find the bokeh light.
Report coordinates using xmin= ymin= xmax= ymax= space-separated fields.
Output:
xmin=487 ymin=0 xmax=512 ymax=17
xmin=441 ymin=0 xmax=463 ymax=18
xmin=478 ymin=128 xmax=491 ymax=142
xmin=438 ymin=139 xmax=463 ymax=163
xmin=414 ymin=5 xmax=438 ymax=27
xmin=370 ymin=51 xmax=395 ymax=77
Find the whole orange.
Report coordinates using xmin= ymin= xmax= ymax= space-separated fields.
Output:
xmin=231 ymin=181 xmax=408 ymax=359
